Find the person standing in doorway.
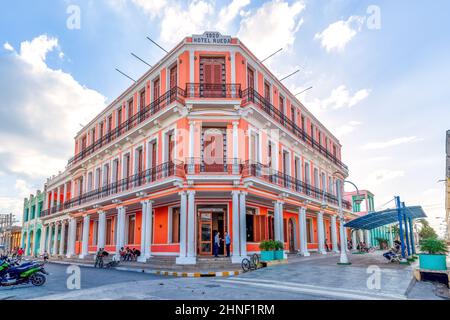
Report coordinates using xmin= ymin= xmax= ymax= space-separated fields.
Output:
xmin=214 ymin=231 xmax=221 ymax=258
xmin=224 ymin=232 xmax=231 ymax=257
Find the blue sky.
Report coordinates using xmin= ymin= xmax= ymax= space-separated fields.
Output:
xmin=0 ymin=0 xmax=449 ymax=235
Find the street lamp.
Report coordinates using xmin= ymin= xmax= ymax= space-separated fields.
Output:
xmin=333 ymin=172 xmax=362 ymax=265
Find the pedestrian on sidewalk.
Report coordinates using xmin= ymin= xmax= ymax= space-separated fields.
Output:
xmin=224 ymin=232 xmax=231 ymax=257
xmin=42 ymin=250 xmax=49 ymax=263
xmin=213 ymin=231 xmax=221 ymax=257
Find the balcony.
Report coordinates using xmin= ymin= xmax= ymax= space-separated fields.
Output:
xmin=42 ymin=161 xmax=184 ymax=216
xmin=185 ymin=158 xmax=241 ymax=175
xmin=67 ymin=87 xmax=185 ymax=168
xmin=185 ymin=83 xmax=241 ymax=99
xmin=241 ymin=88 xmax=348 ymax=172
xmin=242 ymin=161 xmax=352 ymax=210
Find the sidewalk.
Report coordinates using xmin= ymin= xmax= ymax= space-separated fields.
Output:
xmin=36 ymin=256 xmax=244 ymax=278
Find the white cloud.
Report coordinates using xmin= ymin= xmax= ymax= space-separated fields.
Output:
xmin=217 ymin=0 xmax=251 ymax=33
xmin=3 ymin=42 xmax=14 ymax=51
xmin=18 ymin=34 xmax=60 ymax=70
xmin=238 ymin=0 xmax=305 ymax=58
xmin=0 ymin=35 xmax=106 ymax=178
xmin=131 ymin=0 xmax=168 ymax=18
xmin=315 ymin=15 xmax=365 ymax=52
xmin=334 ymin=120 xmax=362 ymax=137
xmin=362 ymin=136 xmax=423 ymax=150
xmin=305 ymin=85 xmax=370 ymax=114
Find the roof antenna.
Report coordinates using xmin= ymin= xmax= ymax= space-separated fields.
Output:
xmin=131 ymin=53 xmax=152 ymax=68
xmin=115 ymin=68 xmax=136 ymax=83
xmin=146 ymin=37 xmax=168 ymax=54
xmin=280 ymin=69 xmax=300 ymax=81
xmin=295 ymin=86 xmax=313 ymax=96
xmin=261 ymin=48 xmax=283 ymax=63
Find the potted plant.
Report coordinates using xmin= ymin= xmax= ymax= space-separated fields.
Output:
xmin=274 ymin=240 xmax=285 ymax=260
xmin=419 ymin=237 xmax=448 ymax=271
xmin=259 ymin=240 xmax=275 ymax=261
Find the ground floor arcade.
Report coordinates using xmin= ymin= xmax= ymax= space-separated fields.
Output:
xmin=39 ymin=187 xmax=353 ymax=264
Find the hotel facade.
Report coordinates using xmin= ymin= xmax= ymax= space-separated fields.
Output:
xmin=38 ymin=32 xmax=356 ymax=264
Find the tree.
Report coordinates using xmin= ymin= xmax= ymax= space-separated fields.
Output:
xmin=417 ymin=219 xmax=438 ymax=240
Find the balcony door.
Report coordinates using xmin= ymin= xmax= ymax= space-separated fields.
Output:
xmin=201 ymin=128 xmax=226 ymax=172
xmin=199 ymin=57 xmax=225 ymax=97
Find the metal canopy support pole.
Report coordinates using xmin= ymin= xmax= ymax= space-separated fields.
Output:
xmin=408 ymin=216 xmax=416 ymax=255
xmin=395 ymin=196 xmax=406 ymax=259
xmin=402 ymin=202 xmax=411 ymax=257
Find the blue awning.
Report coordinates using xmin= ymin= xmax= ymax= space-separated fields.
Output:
xmin=344 ymin=206 xmax=427 ymax=230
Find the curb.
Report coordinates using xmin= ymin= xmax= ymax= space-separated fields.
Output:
xmin=45 ymin=260 xmax=243 ymax=277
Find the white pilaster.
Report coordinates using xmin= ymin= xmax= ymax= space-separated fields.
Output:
xmin=239 ymin=191 xmax=247 ymax=258
xmin=232 ymin=121 xmax=239 ymax=174
xmin=97 ymin=211 xmax=106 ymax=249
xmin=47 ymin=223 xmax=53 ymax=254
xmin=176 ymin=192 xmax=189 ymax=264
xmin=274 ymin=202 xmax=280 ymax=242
xmin=231 ymin=190 xmax=242 ymax=263
xmin=53 ymin=222 xmax=59 ymax=255
xmin=39 ymin=224 xmax=48 ymax=255
xmin=115 ymin=206 xmax=126 ymax=258
xmin=186 ymin=191 xmax=196 ymax=263
xmin=298 ymin=207 xmax=310 ymax=256
xmin=331 ymin=215 xmax=339 ymax=253
xmin=138 ymin=201 xmax=147 ymax=262
xmin=317 ymin=211 xmax=327 ymax=254
xmin=63 ymin=183 xmax=67 ymax=204
xmin=79 ymin=215 xmax=90 ymax=259
xmin=59 ymin=221 xmax=66 ymax=256
xmin=365 ymin=229 xmax=372 ymax=247
xmin=66 ymin=218 xmax=76 ymax=258
xmin=352 ymin=229 xmax=358 ymax=251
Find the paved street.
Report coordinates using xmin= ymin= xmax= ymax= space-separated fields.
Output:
xmin=0 ymin=252 xmax=446 ymax=300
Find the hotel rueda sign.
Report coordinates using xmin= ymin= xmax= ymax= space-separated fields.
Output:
xmin=192 ymin=32 xmax=232 ymax=45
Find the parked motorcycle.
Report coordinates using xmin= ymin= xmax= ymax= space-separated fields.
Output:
xmin=0 ymin=259 xmax=48 ymax=287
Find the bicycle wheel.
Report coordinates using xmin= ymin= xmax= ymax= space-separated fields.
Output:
xmin=241 ymin=258 xmax=251 ymax=272
xmin=251 ymin=254 xmax=260 ymax=266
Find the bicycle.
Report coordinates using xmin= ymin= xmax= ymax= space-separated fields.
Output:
xmin=241 ymin=254 xmax=260 ymax=272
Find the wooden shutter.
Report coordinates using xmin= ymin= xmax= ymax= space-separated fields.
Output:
xmin=247 ymin=68 xmax=254 ymax=89
xmin=170 ymin=66 xmax=177 ymax=89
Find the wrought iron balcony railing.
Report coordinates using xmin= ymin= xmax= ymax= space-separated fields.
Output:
xmin=185 ymin=83 xmax=242 ymax=99
xmin=242 ymin=161 xmax=352 ymax=210
xmin=185 ymin=158 xmax=241 ymax=175
xmin=40 ymin=161 xmax=184 ymax=216
xmin=241 ymin=88 xmax=348 ymax=172
xmin=67 ymin=87 xmax=185 ymax=167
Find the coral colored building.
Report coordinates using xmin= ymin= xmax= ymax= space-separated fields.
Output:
xmin=40 ymin=32 xmax=355 ymax=264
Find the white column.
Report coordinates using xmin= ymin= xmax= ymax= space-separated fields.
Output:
xmin=298 ymin=207 xmax=310 ymax=256
xmin=145 ymin=200 xmax=153 ymax=259
xmin=232 ymin=121 xmax=239 ymax=174
xmin=344 ymin=228 xmax=350 ymax=252
xmin=31 ymin=226 xmax=37 ymax=256
xmin=176 ymin=193 xmax=190 ymax=264
xmin=115 ymin=206 xmax=126 ymax=258
xmin=352 ymin=229 xmax=358 ymax=251
xmin=138 ymin=201 xmax=147 ymax=262
xmin=359 ymin=230 xmax=364 ymax=244
xmin=278 ymin=202 xmax=284 ymax=245
xmin=49 ymin=191 xmax=54 ymax=209
xmin=66 ymin=218 xmax=76 ymax=258
xmin=59 ymin=221 xmax=66 ymax=255
xmin=63 ymin=183 xmax=67 ymax=204
xmin=331 ymin=215 xmax=339 ymax=253
xmin=230 ymin=190 xmax=241 ymax=263
xmin=317 ymin=211 xmax=326 ymax=254
xmin=39 ymin=224 xmax=47 ymax=255
xmin=365 ymin=230 xmax=372 ymax=247
xmin=47 ymin=223 xmax=53 ymax=254
xmin=274 ymin=202 xmax=280 ymax=242
xmin=56 ymin=187 xmax=61 ymax=207
xmin=97 ymin=211 xmax=106 ymax=249
xmin=188 ymin=121 xmax=195 ymax=174
xmin=185 ymin=191 xmax=196 ymax=263
xmin=388 ymin=225 xmax=394 ymax=247
xmin=79 ymin=215 xmax=90 ymax=259
xmin=239 ymin=191 xmax=247 ymax=258
xmin=53 ymin=222 xmax=59 ymax=255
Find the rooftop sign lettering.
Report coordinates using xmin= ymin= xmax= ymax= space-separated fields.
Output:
xmin=192 ymin=32 xmax=232 ymax=45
